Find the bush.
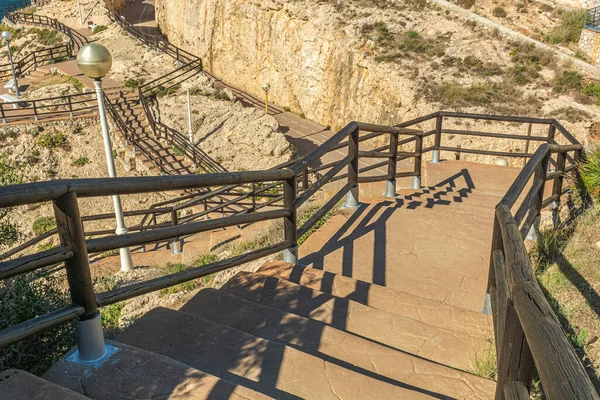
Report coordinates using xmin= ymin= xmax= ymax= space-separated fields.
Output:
xmin=160 ymin=255 xmax=219 ymax=294
xmin=124 ymin=78 xmax=139 ymax=88
xmin=92 ymin=25 xmax=108 ymax=34
xmin=0 ymin=222 xmax=18 ymax=246
xmin=545 ymin=9 xmax=586 ymax=44
xmin=32 ymin=217 xmax=56 ymax=236
xmin=35 ymin=132 xmax=67 ymax=149
xmin=492 ymin=7 xmax=507 ymax=18
xmin=583 ymin=81 xmax=600 ymax=105
xmin=0 ymin=274 xmax=74 ymax=375
xmin=580 ymin=145 xmax=600 ymax=200
xmin=71 ymin=157 xmax=89 ymax=167
xmin=553 ymin=70 xmax=582 ymax=92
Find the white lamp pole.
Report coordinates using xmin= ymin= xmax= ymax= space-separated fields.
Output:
xmin=2 ymin=31 xmax=19 ymax=97
xmin=76 ymin=44 xmax=134 ymax=272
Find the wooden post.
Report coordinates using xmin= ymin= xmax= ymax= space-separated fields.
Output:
xmin=523 ymin=123 xmax=532 ymax=168
xmin=283 ymin=177 xmax=298 ymax=264
xmin=432 ymin=114 xmax=442 ymax=163
xmin=67 ymin=95 xmax=73 ymax=118
xmin=343 ymin=124 xmax=359 ymax=208
xmin=52 ymin=192 xmax=97 ymax=319
xmin=251 ymin=183 xmax=256 ymax=212
xmin=32 ymin=101 xmax=38 ymax=121
xmin=384 ymin=132 xmax=398 ymax=197
xmin=0 ymin=103 xmax=5 ymax=124
xmin=302 ymin=169 xmax=309 ymax=191
xmin=413 ymin=134 xmax=423 ymax=189
xmin=551 ymin=150 xmax=566 ymax=227
xmin=526 ymin=152 xmax=550 ymax=241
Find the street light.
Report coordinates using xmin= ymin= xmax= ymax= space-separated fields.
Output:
xmin=2 ymin=31 xmax=19 ymax=97
xmin=76 ymin=43 xmax=134 ymax=272
xmin=262 ymin=82 xmax=271 ymax=114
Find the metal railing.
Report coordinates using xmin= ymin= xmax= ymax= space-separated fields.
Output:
xmin=585 ymin=6 xmax=600 ymax=33
xmin=0 ymin=91 xmax=98 ymax=123
xmin=1 ymin=1 xmax=89 ymax=81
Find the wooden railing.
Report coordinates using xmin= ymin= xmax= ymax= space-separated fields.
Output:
xmin=487 ymin=142 xmax=598 ymax=399
xmin=0 ymin=91 xmax=98 ymax=124
xmin=1 ymin=1 xmax=89 ymax=82
xmin=0 ymin=111 xmax=597 ymax=398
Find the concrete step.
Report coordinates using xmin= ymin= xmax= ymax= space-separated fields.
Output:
xmin=221 ymin=272 xmax=489 ymax=371
xmin=43 ymin=340 xmax=270 ymax=400
xmin=116 ymin=307 xmax=427 ymax=399
xmin=180 ymin=288 xmax=496 ymax=399
xmin=256 ymin=261 xmax=493 ymax=338
xmin=0 ymin=369 xmax=89 ymax=400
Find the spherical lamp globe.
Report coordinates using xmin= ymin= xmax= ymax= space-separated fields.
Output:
xmin=76 ymin=43 xmax=112 ymax=79
xmin=1 ymin=31 xmax=12 ymax=42
xmin=496 ymin=158 xmax=509 ymax=167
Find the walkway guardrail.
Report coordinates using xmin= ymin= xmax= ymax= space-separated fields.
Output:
xmin=1 ymin=1 xmax=89 ymax=81
xmin=0 ymin=112 xmax=597 ymax=398
xmin=585 ymin=6 xmax=600 ymax=32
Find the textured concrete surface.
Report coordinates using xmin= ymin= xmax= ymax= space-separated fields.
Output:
xmin=44 ymin=341 xmax=270 ymax=400
xmin=116 ymin=307 xmax=432 ymax=399
xmin=0 ymin=369 xmax=89 ymax=400
xmin=181 ymin=288 xmax=496 ymax=399
xmin=299 ymin=161 xmax=521 ymax=312
xmin=257 ymin=261 xmax=493 ymax=338
xmin=222 ymin=271 xmax=487 ymax=371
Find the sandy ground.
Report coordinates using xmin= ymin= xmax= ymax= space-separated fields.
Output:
xmin=157 ymin=75 xmax=296 ymax=171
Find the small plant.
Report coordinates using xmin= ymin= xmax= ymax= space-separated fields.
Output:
xmin=160 ymin=255 xmax=218 ymax=294
xmin=32 ymin=216 xmax=56 ymax=236
xmin=101 ymin=302 xmax=124 ymax=336
xmin=492 ymin=7 xmax=507 ymax=18
xmin=553 ymin=70 xmax=582 ymax=92
xmin=545 ymin=9 xmax=586 ymax=44
xmin=580 ymin=145 xmax=600 ymax=200
xmin=35 ymin=132 xmax=67 ymax=149
xmin=92 ymin=25 xmax=108 ymax=34
xmin=172 ymin=145 xmax=185 ymax=157
xmin=0 ymin=222 xmax=18 ymax=246
xmin=471 ymin=340 xmax=497 ymax=379
xmin=71 ymin=157 xmax=89 ymax=167
xmin=284 ymin=106 xmax=291 ymax=112
xmin=124 ymin=78 xmax=139 ymax=88
xmin=299 ymin=113 xmax=306 ymax=119
xmin=36 ymin=241 xmax=54 ymax=252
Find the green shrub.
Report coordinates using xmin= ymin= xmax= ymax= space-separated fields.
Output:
xmin=553 ymin=70 xmax=582 ymax=92
xmin=0 ymin=274 xmax=74 ymax=375
xmin=71 ymin=157 xmax=89 ymax=167
xmin=92 ymin=25 xmax=108 ymax=34
xmin=299 ymin=113 xmax=306 ymax=119
xmin=36 ymin=242 xmax=54 ymax=252
xmin=583 ymin=81 xmax=600 ymax=105
xmin=0 ymin=222 xmax=18 ymax=246
xmin=172 ymin=145 xmax=185 ymax=157
xmin=124 ymin=78 xmax=139 ymax=88
xmin=29 ymin=28 xmax=63 ymax=46
xmin=35 ymin=132 xmax=67 ymax=149
xmin=0 ymin=154 xmax=22 ymax=186
xmin=492 ymin=7 xmax=507 ymax=17
xmin=580 ymin=145 xmax=600 ymax=200
xmin=545 ymin=9 xmax=586 ymax=44
xmin=32 ymin=217 xmax=56 ymax=236
xmin=101 ymin=302 xmax=124 ymax=336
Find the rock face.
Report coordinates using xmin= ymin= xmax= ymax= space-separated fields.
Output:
xmin=154 ymin=0 xmax=599 ymax=151
xmin=154 ymin=0 xmax=416 ymax=130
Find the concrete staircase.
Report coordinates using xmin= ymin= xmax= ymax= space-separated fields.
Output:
xmin=14 ymin=160 xmax=519 ymax=399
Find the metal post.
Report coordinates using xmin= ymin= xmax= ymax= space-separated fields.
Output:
xmin=384 ymin=132 xmax=398 ymax=198
xmin=53 ymin=192 xmax=115 ymax=365
xmin=283 ymin=177 xmax=298 ymax=264
xmin=5 ymin=38 xmax=19 ymax=97
xmin=432 ymin=114 xmax=442 ymax=163
xmin=343 ymin=124 xmax=360 ymax=208
xmin=94 ymin=79 xmax=134 ymax=272
xmin=171 ymin=210 xmax=182 ymax=254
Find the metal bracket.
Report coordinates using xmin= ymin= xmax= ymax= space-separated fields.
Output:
xmin=67 ymin=344 xmax=119 ymax=368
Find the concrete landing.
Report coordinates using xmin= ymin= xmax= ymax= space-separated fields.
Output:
xmin=299 ymin=161 xmax=521 ymax=312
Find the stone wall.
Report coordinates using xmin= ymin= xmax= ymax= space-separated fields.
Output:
xmin=579 ymin=28 xmax=600 ymax=63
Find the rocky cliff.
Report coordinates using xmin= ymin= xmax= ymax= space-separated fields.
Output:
xmin=154 ymin=0 xmax=599 ymax=144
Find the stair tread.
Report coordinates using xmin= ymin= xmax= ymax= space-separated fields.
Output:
xmin=257 ymin=261 xmax=492 ymax=338
xmin=221 ymin=271 xmax=489 ymax=371
xmin=180 ymin=288 xmax=496 ymax=399
xmin=43 ymin=340 xmax=270 ymax=400
xmin=0 ymin=369 xmax=89 ymax=400
xmin=116 ymin=307 xmax=429 ymax=399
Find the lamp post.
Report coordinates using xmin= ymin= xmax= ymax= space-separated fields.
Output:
xmin=76 ymin=43 xmax=134 ymax=272
xmin=2 ymin=31 xmax=19 ymax=97
xmin=262 ymin=82 xmax=271 ymax=114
